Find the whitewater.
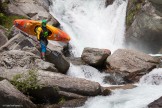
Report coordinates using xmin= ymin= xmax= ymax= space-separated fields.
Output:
xmin=50 ymin=0 xmax=162 ymax=108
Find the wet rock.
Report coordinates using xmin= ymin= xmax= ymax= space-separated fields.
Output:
xmin=126 ymin=1 xmax=162 ymax=53
xmin=0 ymin=80 xmax=36 ymax=108
xmin=67 ymin=57 xmax=87 ymax=66
xmin=105 ymin=0 xmax=115 ymax=7
xmin=81 ymin=47 xmax=111 ymax=67
xmin=148 ymin=96 xmax=162 ymax=108
xmin=103 ymin=72 xmax=125 ymax=85
xmin=106 ymin=49 xmax=160 ymax=82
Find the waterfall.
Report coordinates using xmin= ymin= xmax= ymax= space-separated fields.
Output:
xmin=50 ymin=0 xmax=127 ymax=56
xmin=50 ymin=0 xmax=162 ymax=107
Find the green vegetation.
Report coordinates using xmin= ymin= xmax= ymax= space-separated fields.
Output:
xmin=0 ymin=1 xmax=26 ymax=29
xmin=0 ymin=14 xmax=26 ymax=29
xmin=126 ymin=0 xmax=145 ymax=28
xmin=58 ymin=96 xmax=66 ymax=104
xmin=11 ymin=70 xmax=41 ymax=93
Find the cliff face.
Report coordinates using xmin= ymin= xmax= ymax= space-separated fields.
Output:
xmin=125 ymin=0 xmax=162 ymax=54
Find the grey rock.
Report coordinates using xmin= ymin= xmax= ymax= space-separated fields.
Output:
xmin=106 ymin=49 xmax=160 ymax=82
xmin=46 ymin=49 xmax=70 ymax=74
xmin=0 ymin=28 xmax=8 ymax=47
xmin=0 ymin=69 xmax=101 ymax=99
xmin=37 ymin=70 xmax=101 ymax=96
xmin=0 ymin=50 xmax=57 ymax=72
xmin=105 ymin=0 xmax=115 ymax=7
xmin=0 ymin=80 xmax=36 ymax=108
xmin=126 ymin=1 xmax=162 ymax=53
xmin=81 ymin=47 xmax=111 ymax=67
xmin=148 ymin=96 xmax=162 ymax=108
xmin=148 ymin=0 xmax=162 ymax=5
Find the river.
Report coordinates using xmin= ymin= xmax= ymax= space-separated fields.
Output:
xmin=50 ymin=0 xmax=162 ymax=107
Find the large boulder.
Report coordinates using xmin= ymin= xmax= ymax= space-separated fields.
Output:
xmin=106 ymin=49 xmax=160 ymax=82
xmin=46 ymin=49 xmax=70 ymax=74
xmin=81 ymin=47 xmax=111 ymax=67
xmin=148 ymin=96 xmax=162 ymax=108
xmin=0 ymin=50 xmax=58 ymax=72
xmin=126 ymin=0 xmax=162 ymax=53
xmin=37 ymin=70 xmax=101 ymax=96
xmin=0 ymin=80 xmax=36 ymax=108
xmin=7 ymin=0 xmax=60 ymax=26
xmin=0 ymin=69 xmax=101 ymax=101
xmin=0 ymin=26 xmax=8 ymax=47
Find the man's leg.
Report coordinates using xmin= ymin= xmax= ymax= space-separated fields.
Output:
xmin=40 ymin=41 xmax=46 ymax=61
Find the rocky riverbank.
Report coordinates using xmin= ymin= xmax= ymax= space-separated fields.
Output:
xmin=0 ymin=0 xmax=162 ymax=107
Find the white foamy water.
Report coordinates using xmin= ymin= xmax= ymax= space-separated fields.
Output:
xmin=79 ymin=68 xmax=162 ymax=108
xmin=50 ymin=0 xmax=162 ymax=108
xmin=67 ymin=64 xmax=110 ymax=86
xmin=50 ymin=0 xmax=127 ymax=56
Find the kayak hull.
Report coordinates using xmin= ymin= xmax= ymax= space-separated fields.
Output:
xmin=14 ymin=19 xmax=70 ymax=42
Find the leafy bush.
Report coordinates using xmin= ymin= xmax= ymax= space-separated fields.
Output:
xmin=11 ymin=70 xmax=41 ymax=93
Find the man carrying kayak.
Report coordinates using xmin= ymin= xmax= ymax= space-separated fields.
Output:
xmin=36 ymin=19 xmax=49 ymax=60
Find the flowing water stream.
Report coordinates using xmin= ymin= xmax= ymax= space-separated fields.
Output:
xmin=50 ymin=0 xmax=162 ymax=107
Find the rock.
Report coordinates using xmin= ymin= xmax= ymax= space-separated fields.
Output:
xmin=60 ymin=98 xmax=87 ymax=108
xmin=46 ymin=49 xmax=70 ymax=74
xmin=47 ymin=14 xmax=60 ymax=27
xmin=67 ymin=57 xmax=87 ymax=66
xmin=103 ymin=84 xmax=137 ymax=90
xmin=148 ymin=96 xmax=162 ymax=108
xmin=58 ymin=91 xmax=86 ymax=99
xmin=0 ymin=50 xmax=57 ymax=72
xmin=0 ymin=69 xmax=101 ymax=97
xmin=37 ymin=70 xmax=101 ymax=96
xmin=103 ymin=72 xmax=125 ymax=85
xmin=81 ymin=47 xmax=111 ymax=67
xmin=148 ymin=0 xmax=162 ymax=5
xmin=101 ymin=88 xmax=111 ymax=96
xmin=7 ymin=0 xmax=60 ymax=27
xmin=0 ymin=27 xmax=8 ymax=47
xmin=0 ymin=32 xmax=29 ymax=52
xmin=105 ymin=0 xmax=115 ymax=7
xmin=8 ymin=26 xmax=20 ymax=39
xmin=34 ymin=0 xmax=51 ymax=11
xmin=106 ymin=49 xmax=160 ymax=82
xmin=0 ymin=32 xmax=41 ymax=56
xmin=38 ymin=98 xmax=87 ymax=108
xmin=126 ymin=1 xmax=162 ymax=53
xmin=0 ymin=80 xmax=36 ymax=108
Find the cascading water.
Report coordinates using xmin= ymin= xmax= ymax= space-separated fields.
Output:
xmin=50 ymin=0 xmax=127 ymax=56
xmin=79 ymin=68 xmax=162 ymax=108
xmin=50 ymin=0 xmax=162 ymax=108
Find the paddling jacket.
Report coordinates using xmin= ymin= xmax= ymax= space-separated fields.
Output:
xmin=36 ymin=26 xmax=49 ymax=41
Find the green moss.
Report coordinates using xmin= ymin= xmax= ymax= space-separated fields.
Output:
xmin=11 ymin=70 xmax=41 ymax=93
xmin=2 ymin=2 xmax=8 ymax=9
xmin=58 ymin=96 xmax=66 ymax=104
xmin=0 ymin=14 xmax=26 ymax=29
xmin=0 ymin=1 xmax=27 ymax=30
xmin=126 ymin=0 xmax=145 ymax=28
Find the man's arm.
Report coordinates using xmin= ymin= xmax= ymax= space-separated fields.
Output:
xmin=36 ymin=27 xmax=42 ymax=41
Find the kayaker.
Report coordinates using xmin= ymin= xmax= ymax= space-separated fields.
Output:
xmin=36 ymin=19 xmax=49 ymax=60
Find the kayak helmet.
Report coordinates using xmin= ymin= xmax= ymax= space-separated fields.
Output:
xmin=42 ymin=19 xmax=47 ymax=27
